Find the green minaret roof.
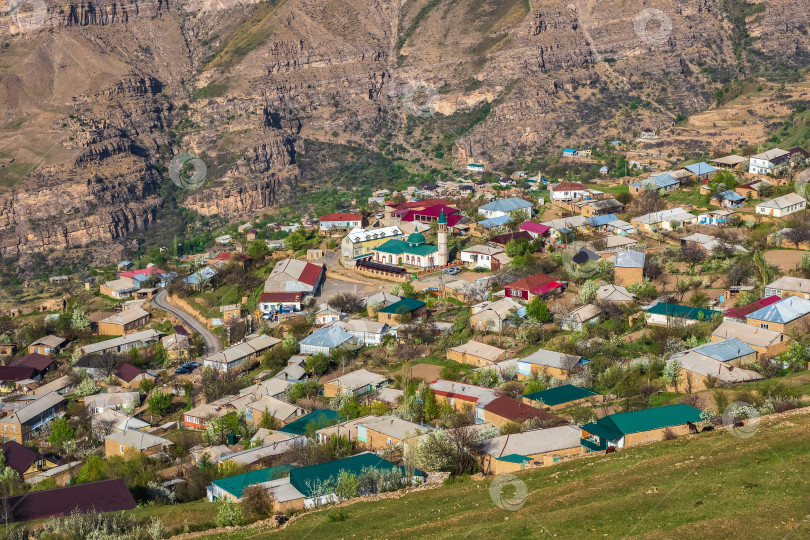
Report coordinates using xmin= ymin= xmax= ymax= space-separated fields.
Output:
xmin=438 ymin=209 xmax=447 ymax=225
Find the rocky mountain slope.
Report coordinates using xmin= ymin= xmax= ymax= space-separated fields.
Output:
xmin=0 ymin=0 xmax=808 ymax=259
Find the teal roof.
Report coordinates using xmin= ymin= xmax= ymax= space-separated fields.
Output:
xmin=377 ymin=297 xmax=427 ymax=314
xmin=279 ymin=409 xmax=341 ymax=436
xmin=582 ymin=404 xmax=702 ymax=442
xmin=645 ymin=302 xmax=720 ymax=321
xmin=374 ymin=239 xmax=438 ymax=257
xmin=211 ymin=464 xmax=294 ymax=499
xmin=496 ymin=454 xmax=532 ymax=463
xmin=524 ymin=384 xmax=600 ymax=407
xmin=438 ymin=209 xmax=447 ymax=225
xmin=290 ymin=452 xmax=422 ymax=497
xmin=406 ymin=232 xmax=426 ymax=245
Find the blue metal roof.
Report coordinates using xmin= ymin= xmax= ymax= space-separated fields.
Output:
xmin=684 ymin=162 xmax=717 ymax=176
xmin=587 ymin=214 xmax=618 ymax=227
xmin=183 ymin=266 xmax=217 ymax=284
xmin=717 ymin=190 xmax=745 ymax=201
xmin=479 ymin=197 xmax=533 ymax=213
xmin=478 ymin=215 xmax=513 ymax=229
xmin=746 ymin=296 xmax=810 ymax=324
xmin=299 ymin=326 xmax=355 ymax=348
xmin=630 ymin=173 xmax=679 ymax=189
xmin=692 ymin=338 xmax=756 ymax=362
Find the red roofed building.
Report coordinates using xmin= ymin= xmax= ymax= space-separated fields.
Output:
xmin=8 ymin=353 xmax=56 ymax=375
xmin=258 ymin=291 xmax=304 ymax=313
xmin=724 ymin=295 xmax=781 ymax=322
xmin=505 ymin=274 xmax=564 ymax=301
xmin=549 ymin=182 xmax=589 ymax=202
xmin=0 ymin=478 xmax=137 ymax=523
xmin=519 ymin=221 xmax=551 ymax=238
xmin=214 ymin=252 xmax=251 ymax=268
xmin=263 ymin=259 xmax=325 ymax=298
xmin=429 ymin=379 xmax=498 ymax=410
xmin=480 ymin=396 xmax=556 ymax=427
xmin=0 ymin=366 xmax=38 ymax=390
xmin=319 ymin=213 xmax=363 ymax=231
xmin=2 ymin=440 xmax=60 ymax=478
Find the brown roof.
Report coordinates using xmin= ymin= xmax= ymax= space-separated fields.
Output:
xmin=0 ymin=366 xmax=36 ymax=382
xmin=2 ymin=441 xmax=44 ymax=475
xmin=9 ymin=353 xmax=55 ymax=372
xmin=1 ymin=478 xmax=136 ymax=523
xmin=550 ymin=182 xmax=587 ymax=191
xmin=115 ymin=362 xmax=144 ymax=383
xmin=489 ymin=231 xmax=533 ymax=246
xmin=482 ymin=396 xmax=556 ymax=423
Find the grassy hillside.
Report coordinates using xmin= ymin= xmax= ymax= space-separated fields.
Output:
xmin=204 ymin=410 xmax=810 ymax=539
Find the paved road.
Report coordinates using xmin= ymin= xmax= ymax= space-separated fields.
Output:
xmin=152 ymin=290 xmax=223 ymax=354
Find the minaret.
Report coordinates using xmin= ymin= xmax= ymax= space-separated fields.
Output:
xmin=437 ymin=209 xmax=448 ymax=266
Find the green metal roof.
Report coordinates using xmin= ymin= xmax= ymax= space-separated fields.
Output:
xmin=524 ymin=384 xmax=600 ymax=407
xmin=211 ymin=464 xmax=294 ymax=499
xmin=496 ymin=454 xmax=532 ymax=463
xmin=290 ymin=452 xmax=422 ymax=497
xmin=645 ymin=302 xmax=720 ymax=321
xmin=279 ymin=409 xmax=341 ymax=436
xmin=376 ymin=297 xmax=427 ymax=314
xmin=582 ymin=404 xmax=702 ymax=441
xmin=374 ymin=239 xmax=438 ymax=257
xmin=406 ymin=232 xmax=426 ymax=245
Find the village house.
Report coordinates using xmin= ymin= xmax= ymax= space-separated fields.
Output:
xmin=2 ymin=440 xmax=60 ymax=479
xmin=161 ymin=333 xmax=191 ymax=361
xmin=613 ymin=250 xmax=645 ymax=286
xmin=355 ymin=415 xmax=428 ymax=451
xmin=470 ymin=297 xmax=524 ymax=333
xmin=745 ymin=296 xmax=810 ymax=333
xmin=668 ymin=349 xmax=762 ymax=392
xmin=581 ymin=404 xmax=703 ymax=452
xmin=736 ymin=179 xmax=772 ymax=199
xmin=27 ymin=335 xmax=66 ymax=356
xmin=429 ymin=379 xmax=498 ymax=412
xmin=91 ymin=409 xmax=149 ymax=436
xmin=333 ymin=319 xmax=391 ymax=346
xmin=447 ymin=340 xmax=508 ymax=367
xmin=756 ymin=193 xmax=807 ymax=217
xmin=376 ymin=298 xmax=427 ymax=324
xmin=559 ymin=304 xmax=602 ymax=331
xmin=0 ymin=367 xmax=38 ymax=393
xmin=478 ymin=197 xmax=533 ymax=220
xmin=83 ymin=392 xmax=140 ymax=414
xmin=516 ymin=349 xmax=587 ymax=380
xmin=749 ymin=148 xmax=790 ymax=175
xmin=323 ymin=369 xmax=388 ymax=398
xmin=263 ymin=259 xmax=325 ymax=298
xmin=711 ymin=320 xmax=790 ymax=359
xmin=313 ymin=305 xmax=344 ymax=325
xmin=542 ymin=215 xmax=590 ymax=242
xmin=1 ymin=479 xmax=137 ymax=523
xmin=341 ymin=226 xmax=404 ymax=260
xmin=220 ymin=304 xmax=242 ymax=321
xmin=643 ymin=303 xmax=720 ymax=326
xmin=460 ymin=245 xmax=505 ymax=270
xmin=711 ymin=155 xmax=747 ymax=170
xmin=680 ymin=233 xmax=747 ymax=255
xmin=710 ymin=190 xmax=746 ymax=208
xmin=100 ymin=278 xmax=138 ymax=300
xmin=201 ymin=334 xmax=282 ymax=372
xmin=0 ymin=343 xmax=15 ymax=357
xmin=765 ymin=276 xmax=810 ymax=299
xmin=80 ymin=329 xmax=163 ymax=356
xmin=698 ymin=209 xmax=735 ymax=226
xmin=595 ymin=284 xmax=635 ymax=303
xmin=479 ymin=425 xmax=582 ymax=474
xmin=363 ymin=292 xmax=401 ymax=316
xmin=115 ymin=362 xmax=156 ymax=389
xmin=98 ymin=306 xmax=151 ymax=335
xmin=246 ymin=396 xmax=307 ymax=427
xmin=33 ymin=375 xmax=75 ymax=397
xmin=629 ymin=173 xmax=680 ymax=195
xmin=184 ymin=402 xmax=232 ymax=430
xmin=207 ymin=465 xmax=294 ymax=503
xmin=504 ymin=274 xmax=563 ymax=301
xmin=8 ymin=354 xmax=56 ymax=379
xmin=519 ymin=221 xmax=551 ymax=239
xmin=0 ymin=393 xmax=66 ymax=442
xmin=630 ymin=207 xmax=697 ymax=232
xmin=683 ymin=162 xmax=717 ymax=181
xmin=549 ymin=182 xmax=588 ymax=202
xmin=299 ymin=326 xmax=356 ymax=355
xmin=640 ymin=127 xmax=657 ymax=139
xmin=477 ymin=396 xmax=556 ymax=427
xmin=105 ymin=430 xmax=173 ymax=458
xmin=319 ymin=213 xmax=363 ymax=232
xmin=258 ymin=292 xmax=304 ymax=314
xmin=523 ymin=384 xmax=601 ymax=411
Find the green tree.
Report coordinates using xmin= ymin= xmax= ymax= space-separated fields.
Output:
xmin=284 ymin=230 xmax=307 ymax=251
xmin=505 ymin=238 xmax=530 ymax=257
xmin=48 ymin=417 xmax=75 ymax=447
xmin=580 ymin=279 xmax=599 ymax=304
xmin=70 ymin=307 xmax=91 ymax=331
xmin=184 ymin=381 xmax=194 ymax=410
xmin=247 ymin=239 xmax=269 ymax=260
xmin=148 ymin=389 xmax=171 ymax=416
xmin=305 ymin=353 xmax=330 ymax=375
xmin=525 ymin=297 xmax=551 ymax=323
xmin=423 ymin=387 xmax=438 ymax=421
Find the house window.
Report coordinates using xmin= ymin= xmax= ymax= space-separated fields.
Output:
xmin=120 ymin=445 xmax=124 ymax=454
xmin=387 ymin=438 xmax=392 ymax=446
xmin=760 ymin=323 xmax=769 ymax=329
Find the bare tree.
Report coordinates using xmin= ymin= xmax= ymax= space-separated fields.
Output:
xmin=631 ymin=189 xmax=666 ymax=215
xmin=680 ymin=242 xmax=707 ymax=264
xmin=560 ymin=354 xmax=582 ymax=377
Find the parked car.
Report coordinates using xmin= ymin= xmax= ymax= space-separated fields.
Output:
xmin=442 ymin=267 xmax=461 ymax=275
xmin=175 ymin=361 xmax=201 ymax=375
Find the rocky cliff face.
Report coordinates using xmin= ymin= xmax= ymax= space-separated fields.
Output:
xmin=0 ymin=0 xmax=806 ymax=260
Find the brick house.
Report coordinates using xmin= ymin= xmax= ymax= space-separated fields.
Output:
xmin=98 ymin=306 xmax=151 ymax=336
xmin=613 ymin=250 xmax=645 ymax=286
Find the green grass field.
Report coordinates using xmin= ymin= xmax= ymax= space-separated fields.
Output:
xmin=200 ymin=408 xmax=810 ymax=539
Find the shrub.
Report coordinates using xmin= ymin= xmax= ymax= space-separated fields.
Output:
xmin=662 ymin=428 xmax=677 ymax=440
xmin=240 ymin=486 xmax=274 ymax=519
xmin=215 ymin=500 xmax=244 ymax=527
